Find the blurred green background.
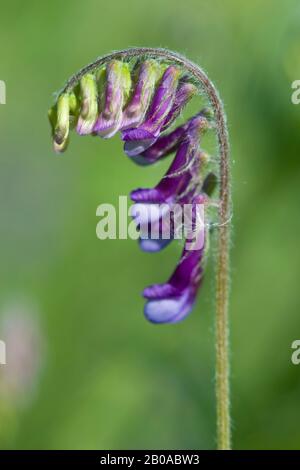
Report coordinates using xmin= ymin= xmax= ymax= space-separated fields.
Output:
xmin=0 ymin=0 xmax=300 ymax=450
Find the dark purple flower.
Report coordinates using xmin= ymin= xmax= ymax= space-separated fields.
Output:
xmin=121 ymin=66 xmax=181 ymax=156
xmin=50 ymin=93 xmax=70 ymax=153
xmin=93 ymin=60 xmax=131 ymax=138
xmin=127 ymin=109 xmax=209 ymax=166
xmin=127 ymin=120 xmax=189 ymax=166
xmin=143 ymin=195 xmax=207 ymax=323
xmin=76 ymin=73 xmax=98 ymax=135
xmin=160 ymin=81 xmax=197 ymax=131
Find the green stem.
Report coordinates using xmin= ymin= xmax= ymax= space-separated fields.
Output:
xmin=63 ymin=47 xmax=231 ymax=449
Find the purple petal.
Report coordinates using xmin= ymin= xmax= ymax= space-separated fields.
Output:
xmin=139 ymin=237 xmax=172 ymax=253
xmin=130 ymin=115 xmax=207 ymax=255
xmin=161 ymin=81 xmax=197 ymax=131
xmin=121 ymin=129 xmax=157 ymax=157
xmin=128 ymin=121 xmax=189 ymax=165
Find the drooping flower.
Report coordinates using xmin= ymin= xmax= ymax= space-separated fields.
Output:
xmin=121 ymin=65 xmax=181 ymax=156
xmin=128 ymin=108 xmax=211 ymax=166
xmin=127 ymin=117 xmax=189 ymax=166
xmin=0 ymin=302 xmax=44 ymax=406
xmin=120 ymin=60 xmax=163 ymax=130
xmin=143 ymin=194 xmax=207 ymax=323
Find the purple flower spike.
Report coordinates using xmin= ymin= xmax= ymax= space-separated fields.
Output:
xmin=120 ymin=60 xmax=162 ymax=131
xmin=122 ymin=66 xmax=181 ymax=156
xmin=143 ymin=198 xmax=207 ymax=323
xmin=93 ymin=61 xmax=131 ymax=138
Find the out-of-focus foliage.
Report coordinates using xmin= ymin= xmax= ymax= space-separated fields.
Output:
xmin=0 ymin=0 xmax=300 ymax=450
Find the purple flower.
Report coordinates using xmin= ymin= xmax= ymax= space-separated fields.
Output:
xmin=121 ymin=66 xmax=181 ymax=156
xmin=127 ymin=120 xmax=189 ymax=166
xmin=93 ymin=60 xmax=131 ymax=138
xmin=143 ymin=195 xmax=207 ymax=323
xmin=127 ymin=109 xmax=209 ymax=166
xmin=131 ymin=113 xmax=207 ymax=202
xmin=76 ymin=74 xmax=98 ymax=135
xmin=49 ymin=57 xmax=217 ymax=324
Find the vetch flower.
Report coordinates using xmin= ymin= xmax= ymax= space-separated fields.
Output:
xmin=76 ymin=73 xmax=98 ymax=135
xmin=49 ymin=92 xmax=78 ymax=153
xmin=143 ymin=195 xmax=207 ymax=323
xmin=128 ymin=108 xmax=211 ymax=166
xmin=160 ymin=80 xmax=197 ymax=131
xmin=127 ymin=120 xmax=189 ymax=166
xmin=48 ymin=48 xmax=232 ymax=450
xmin=48 ymin=51 xmax=223 ymax=325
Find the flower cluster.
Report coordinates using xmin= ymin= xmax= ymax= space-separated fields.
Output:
xmin=49 ymin=59 xmax=217 ymax=323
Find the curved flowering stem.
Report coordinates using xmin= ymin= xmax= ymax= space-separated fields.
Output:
xmin=50 ymin=47 xmax=231 ymax=450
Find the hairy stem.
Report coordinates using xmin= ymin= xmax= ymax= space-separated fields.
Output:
xmin=64 ymin=47 xmax=231 ymax=449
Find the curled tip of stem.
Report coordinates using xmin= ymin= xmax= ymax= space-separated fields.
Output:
xmin=59 ymin=47 xmax=232 ymax=449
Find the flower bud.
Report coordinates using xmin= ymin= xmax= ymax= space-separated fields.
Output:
xmin=122 ymin=65 xmax=181 ymax=156
xmin=76 ymin=74 xmax=98 ymax=135
xmin=93 ymin=60 xmax=131 ymax=138
xmin=52 ymin=93 xmax=70 ymax=153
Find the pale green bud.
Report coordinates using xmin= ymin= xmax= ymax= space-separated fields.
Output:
xmin=76 ymin=74 xmax=98 ymax=135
